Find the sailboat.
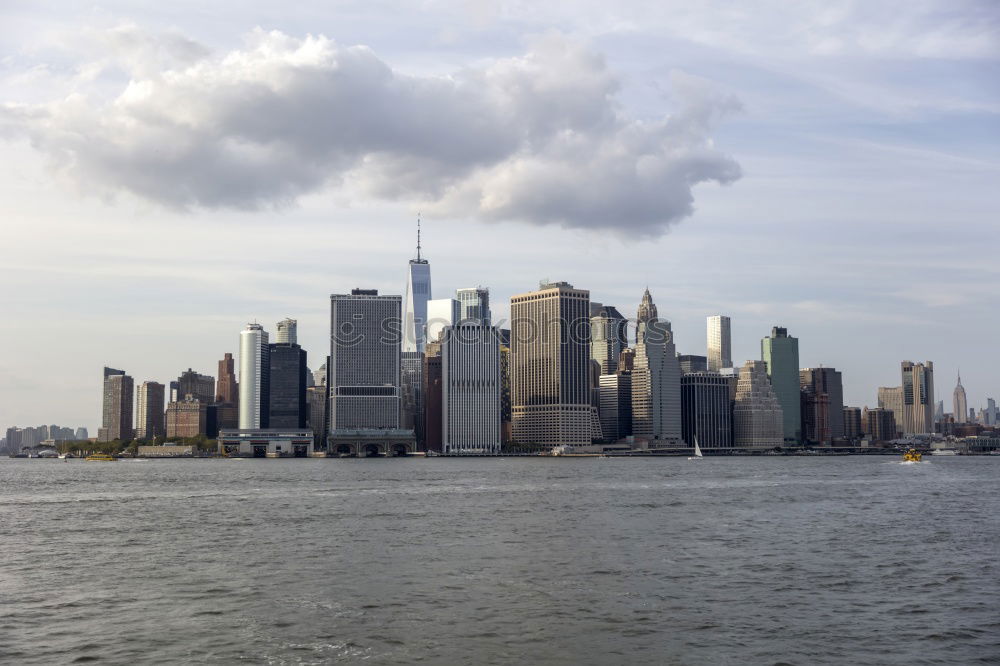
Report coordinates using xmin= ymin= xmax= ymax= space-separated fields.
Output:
xmin=688 ymin=437 xmax=703 ymax=461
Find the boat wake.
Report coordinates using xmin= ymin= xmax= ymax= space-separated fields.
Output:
xmin=898 ymin=460 xmax=929 ymax=465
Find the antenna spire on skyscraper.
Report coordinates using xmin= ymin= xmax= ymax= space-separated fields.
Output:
xmin=416 ymin=212 xmax=422 ymax=262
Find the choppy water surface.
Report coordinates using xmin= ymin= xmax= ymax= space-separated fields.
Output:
xmin=1 ymin=457 xmax=998 ymax=664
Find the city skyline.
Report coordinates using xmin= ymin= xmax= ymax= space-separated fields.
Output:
xmin=1 ymin=2 xmax=997 ymax=431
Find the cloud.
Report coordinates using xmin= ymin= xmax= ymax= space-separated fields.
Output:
xmin=0 ymin=27 xmax=741 ymax=236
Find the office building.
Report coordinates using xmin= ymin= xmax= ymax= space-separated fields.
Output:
xmin=510 ymin=281 xmax=592 ymax=446
xmin=843 ymin=407 xmax=862 ymax=441
xmin=864 ymin=407 xmax=897 ymax=443
xmin=166 ymin=395 xmax=207 ymax=438
xmin=238 ymin=323 xmax=270 ymax=429
xmin=423 ymin=344 xmax=444 ymax=452
xmin=598 ymin=373 xmax=632 ymax=442
xmin=800 ymin=367 xmax=844 ymax=440
xmin=877 ymin=386 xmax=904 ymax=437
xmin=800 ymin=387 xmax=831 ymax=445
xmin=953 ymin=371 xmax=968 ymax=424
xmin=441 ymin=323 xmax=502 ymax=454
xmin=901 ymin=361 xmax=935 ymax=435
xmin=269 ymin=331 xmax=308 ymax=429
xmin=135 ymin=381 xmax=165 ymax=440
xmin=681 ymin=371 xmax=733 ymax=449
xmin=427 ymin=298 xmax=460 ymax=345
xmin=178 ymin=368 xmax=215 ymax=404
xmin=631 ymin=290 xmax=683 ymax=446
xmin=707 ymin=315 xmax=732 ymax=371
xmin=761 ymin=327 xmax=801 ymax=444
xmin=276 ymin=318 xmax=297 ymax=344
xmin=215 ymin=353 xmax=239 ymax=430
xmin=678 ymin=354 xmax=708 ymax=374
xmin=456 ymin=286 xmax=491 ymax=325
xmin=590 ymin=303 xmax=628 ymax=375
xmin=733 ymin=360 xmax=783 ymax=448
xmin=98 ymin=367 xmax=133 ymax=442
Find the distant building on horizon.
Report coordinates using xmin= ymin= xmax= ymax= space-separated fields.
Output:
xmin=177 ymin=368 xmax=215 ymax=405
xmin=953 ymin=371 xmax=968 ymax=424
xmin=135 ymin=381 xmax=165 ymax=440
xmin=238 ymin=323 xmax=270 ymax=429
xmin=901 ymin=361 xmax=934 ymax=435
xmin=734 ymin=360 xmax=783 ymax=449
xmin=707 ymin=315 xmax=732 ymax=372
xmin=631 ymin=289 xmax=683 ymax=446
xmin=762 ymin=327 xmax=801 ymax=444
xmin=215 ymin=353 xmax=239 ymax=430
xmin=843 ymin=407 xmax=862 ymax=441
xmin=877 ymin=386 xmax=904 ymax=438
xmin=98 ymin=367 xmax=133 ymax=442
xmin=678 ymin=354 xmax=708 ymax=375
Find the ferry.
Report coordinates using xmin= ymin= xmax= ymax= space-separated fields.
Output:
xmin=931 ymin=449 xmax=957 ymax=456
xmin=85 ymin=453 xmax=117 ymax=462
xmin=901 ymin=448 xmax=922 ymax=463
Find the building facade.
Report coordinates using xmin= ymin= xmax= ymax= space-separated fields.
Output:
xmin=761 ymin=327 xmax=801 ymax=444
xmin=441 ymin=323 xmax=502 ymax=454
xmin=843 ymin=406 xmax=862 ymax=441
xmin=99 ymin=367 xmax=134 ymax=442
xmin=631 ymin=291 xmax=683 ymax=446
xmin=135 ymin=381 xmax=165 ymax=440
xmin=953 ymin=371 xmax=968 ymax=424
xmin=901 ymin=361 xmax=935 ymax=435
xmin=269 ymin=338 xmax=308 ymax=429
xmin=733 ymin=360 xmax=783 ymax=448
xmin=681 ymin=371 xmax=733 ymax=449
xmin=166 ymin=396 xmax=207 ymax=438
xmin=238 ymin=323 xmax=269 ymax=429
xmin=456 ymin=286 xmax=491 ymax=325
xmin=178 ymin=368 xmax=215 ymax=405
xmin=706 ymin=315 xmax=732 ymax=372
xmin=863 ymin=407 xmax=897 ymax=443
xmin=510 ymin=281 xmax=592 ymax=446
xmin=800 ymin=367 xmax=845 ymax=441
xmin=877 ymin=386 xmax=904 ymax=437
xmin=598 ymin=373 xmax=632 ymax=442
xmin=590 ymin=303 xmax=628 ymax=375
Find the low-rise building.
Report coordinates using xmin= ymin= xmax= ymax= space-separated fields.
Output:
xmin=217 ymin=429 xmax=315 ymax=457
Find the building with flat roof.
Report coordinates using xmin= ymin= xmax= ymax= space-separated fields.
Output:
xmin=441 ymin=323 xmax=502 ymax=454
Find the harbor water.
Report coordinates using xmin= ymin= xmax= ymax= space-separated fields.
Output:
xmin=1 ymin=456 xmax=998 ymax=664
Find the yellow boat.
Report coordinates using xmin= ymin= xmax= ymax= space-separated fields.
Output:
xmin=901 ymin=448 xmax=922 ymax=463
xmin=85 ymin=453 xmax=117 ymax=462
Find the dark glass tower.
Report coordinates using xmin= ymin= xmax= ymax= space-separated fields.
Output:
xmin=268 ymin=343 xmax=308 ymax=428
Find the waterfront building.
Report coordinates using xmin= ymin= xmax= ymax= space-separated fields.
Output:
xmin=800 ymin=367 xmax=844 ymax=440
xmin=98 ymin=367 xmax=133 ymax=442
xmin=681 ymin=371 xmax=733 ymax=449
xmin=843 ymin=406 xmax=862 ymax=441
xmin=863 ymin=407 xmax=897 ymax=443
xmin=761 ymin=327 xmax=801 ymax=444
xmin=733 ymin=360 xmax=783 ymax=448
xmin=328 ymin=289 xmax=414 ymax=455
xmin=215 ymin=353 xmax=239 ymax=430
xmin=441 ymin=323 xmax=502 ymax=454
xmin=590 ymin=303 xmax=628 ymax=375
xmin=275 ymin=318 xmax=297 ymax=344
xmin=269 ymin=332 xmax=308 ymax=429
xmin=166 ymin=395 xmax=207 ymax=438
xmin=510 ymin=281 xmax=592 ymax=446
xmin=631 ymin=289 xmax=683 ymax=446
xmin=707 ymin=315 xmax=732 ymax=371
xmin=800 ymin=387 xmax=831 ymax=445
xmin=423 ymin=344 xmax=443 ymax=452
xmin=679 ymin=354 xmax=708 ymax=374
xmin=426 ymin=298 xmax=460 ymax=345
xmin=985 ymin=398 xmax=998 ymax=426
xmin=877 ymin=386 xmax=904 ymax=437
xmin=218 ymin=429 xmax=314 ymax=457
xmin=953 ymin=371 xmax=968 ymax=424
xmin=456 ymin=286 xmax=491 ymax=325
xmin=239 ymin=323 xmax=270 ymax=429
xmin=178 ymin=368 xmax=215 ymax=404
xmin=135 ymin=381 xmax=165 ymax=440
xmin=598 ymin=373 xmax=632 ymax=442
xmin=901 ymin=361 xmax=935 ymax=435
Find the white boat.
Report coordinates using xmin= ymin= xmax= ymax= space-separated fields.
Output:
xmin=931 ymin=449 xmax=957 ymax=456
xmin=688 ymin=438 xmax=703 ymax=461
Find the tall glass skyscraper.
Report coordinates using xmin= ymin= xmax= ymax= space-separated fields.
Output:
xmin=238 ymin=323 xmax=269 ymax=429
xmin=402 ymin=222 xmax=431 ymax=444
xmin=707 ymin=315 xmax=732 ymax=371
xmin=631 ymin=290 xmax=683 ymax=446
xmin=901 ymin=361 xmax=934 ymax=434
xmin=761 ymin=326 xmax=801 ymax=444
xmin=590 ymin=302 xmax=628 ymax=375
xmin=456 ymin=286 xmax=490 ymax=325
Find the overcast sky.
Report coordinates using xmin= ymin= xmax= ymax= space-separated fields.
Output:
xmin=2 ymin=1 xmax=998 ymax=433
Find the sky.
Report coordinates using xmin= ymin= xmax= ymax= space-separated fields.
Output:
xmin=1 ymin=1 xmax=998 ymax=433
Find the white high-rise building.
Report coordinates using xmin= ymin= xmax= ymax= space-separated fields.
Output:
xmin=456 ymin=287 xmax=490 ymax=325
xmin=426 ymin=298 xmax=460 ymax=345
xmin=442 ymin=323 xmax=502 ymax=454
xmin=276 ymin=318 xmax=297 ymax=345
xmin=631 ymin=290 xmax=683 ymax=446
xmin=238 ymin=323 xmax=269 ymax=429
xmin=707 ymin=315 xmax=732 ymax=372
xmin=329 ymin=290 xmax=402 ymax=430
xmin=733 ymin=360 xmax=783 ymax=448
xmin=953 ymin=371 xmax=968 ymax=424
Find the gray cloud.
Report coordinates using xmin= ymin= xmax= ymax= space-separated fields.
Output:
xmin=1 ymin=28 xmax=741 ymax=236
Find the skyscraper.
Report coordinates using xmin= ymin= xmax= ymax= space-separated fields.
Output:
xmin=598 ymin=373 xmax=632 ymax=442
xmin=402 ymin=223 xmax=431 ymax=445
xmin=678 ymin=355 xmax=708 ymax=374
xmin=901 ymin=361 xmax=934 ymax=435
xmin=799 ymin=367 xmax=844 ymax=440
xmin=761 ymin=327 xmax=801 ymax=444
xmin=706 ymin=315 xmax=732 ymax=372
xmin=215 ymin=352 xmax=239 ymax=430
xmin=510 ymin=281 xmax=592 ymax=446
xmin=631 ymin=290 xmax=683 ymax=446
xmin=330 ymin=289 xmax=403 ymax=431
xmin=135 ymin=381 xmax=165 ymax=440
xmin=98 ymin=367 xmax=134 ymax=442
xmin=863 ymin=407 xmax=897 ymax=443
xmin=877 ymin=386 xmax=904 ymax=438
xmin=426 ymin=298 xmax=460 ymax=345
xmin=681 ymin=372 xmax=733 ymax=448
xmin=590 ymin=303 xmax=628 ymax=375
xmin=843 ymin=407 xmax=862 ymax=441
xmin=423 ymin=345 xmax=444 ymax=452
xmin=269 ymin=321 xmax=308 ymax=429
xmin=238 ymin=323 xmax=269 ymax=429
xmin=733 ymin=360 xmax=783 ymax=448
xmin=276 ymin=318 xmax=297 ymax=344
xmin=456 ymin=286 xmax=491 ymax=325
xmin=441 ymin=323 xmax=502 ymax=454
xmin=953 ymin=371 xmax=968 ymax=424
xmin=177 ymin=368 xmax=215 ymax=404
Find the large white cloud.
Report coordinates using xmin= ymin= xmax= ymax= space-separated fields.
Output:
xmin=0 ymin=27 xmax=741 ymax=236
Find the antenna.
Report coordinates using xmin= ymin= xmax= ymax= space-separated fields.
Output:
xmin=416 ymin=212 xmax=422 ymax=262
